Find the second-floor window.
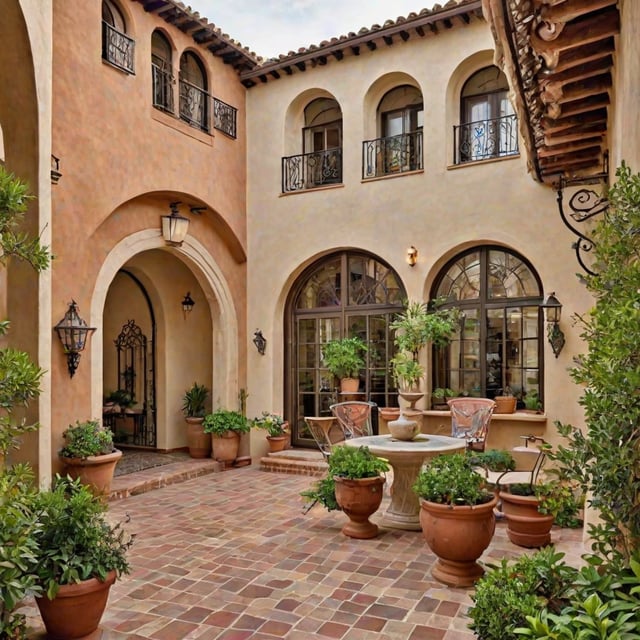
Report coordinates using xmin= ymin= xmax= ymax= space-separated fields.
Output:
xmin=152 ymin=31 xmax=173 ymax=113
xmin=101 ymin=0 xmax=134 ymax=74
xmin=454 ymin=66 xmax=518 ymax=164
xmin=179 ymin=52 xmax=208 ymax=132
xmin=363 ymin=85 xmax=423 ymax=178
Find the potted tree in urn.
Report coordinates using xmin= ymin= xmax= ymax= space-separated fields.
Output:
xmin=203 ymin=408 xmax=251 ymax=464
xmin=322 ymin=336 xmax=367 ymax=393
xmin=59 ymin=419 xmax=122 ymax=496
xmin=182 ymin=382 xmax=210 ymax=458
xmin=32 ymin=475 xmax=133 ymax=640
xmin=252 ymin=411 xmax=289 ymax=453
xmin=301 ymin=445 xmax=389 ymax=539
xmin=413 ymin=452 xmax=497 ymax=587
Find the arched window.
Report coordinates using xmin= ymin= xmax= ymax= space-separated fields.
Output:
xmin=454 ymin=66 xmax=518 ymax=163
xmin=286 ymin=252 xmax=405 ymax=446
xmin=151 ymin=31 xmax=173 ymax=113
xmin=101 ymin=0 xmax=134 ymax=73
xmin=179 ymin=51 xmax=208 ymax=131
xmin=363 ymin=85 xmax=423 ymax=178
xmin=432 ymin=246 xmax=543 ymax=408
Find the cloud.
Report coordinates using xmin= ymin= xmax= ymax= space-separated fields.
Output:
xmin=188 ymin=0 xmax=436 ymax=58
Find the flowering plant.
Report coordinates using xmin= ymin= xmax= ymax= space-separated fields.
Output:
xmin=252 ymin=411 xmax=286 ymax=437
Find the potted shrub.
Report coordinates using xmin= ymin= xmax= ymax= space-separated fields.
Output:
xmin=522 ymin=389 xmax=542 ymax=413
xmin=301 ymin=445 xmax=389 ymax=539
xmin=32 ymin=475 xmax=133 ymax=640
xmin=252 ymin=411 xmax=288 ymax=453
xmin=321 ymin=336 xmax=367 ymax=393
xmin=203 ymin=409 xmax=250 ymax=464
xmin=103 ymin=389 xmax=135 ymax=414
xmin=413 ymin=452 xmax=497 ymax=586
xmin=182 ymin=382 xmax=210 ymax=458
xmin=59 ymin=419 xmax=122 ymax=496
xmin=431 ymin=387 xmax=456 ymax=410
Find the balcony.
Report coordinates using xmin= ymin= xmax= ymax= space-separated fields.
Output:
xmin=282 ymin=148 xmax=342 ymax=193
xmin=453 ymin=114 xmax=519 ymax=164
xmin=101 ymin=21 xmax=135 ymax=74
xmin=179 ymin=78 xmax=209 ymax=132
xmin=213 ymin=98 xmax=237 ymax=139
xmin=362 ymin=131 xmax=423 ymax=179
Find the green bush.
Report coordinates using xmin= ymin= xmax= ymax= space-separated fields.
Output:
xmin=321 ymin=337 xmax=367 ymax=379
xmin=202 ymin=409 xmax=250 ymax=436
xmin=468 ymin=547 xmax=578 ymax=640
xmin=467 ymin=448 xmax=515 ymax=472
xmin=59 ymin=419 xmax=114 ymax=458
xmin=181 ymin=382 xmax=209 ymax=418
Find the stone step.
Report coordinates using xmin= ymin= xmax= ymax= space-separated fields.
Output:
xmin=259 ymin=448 xmax=328 ymax=477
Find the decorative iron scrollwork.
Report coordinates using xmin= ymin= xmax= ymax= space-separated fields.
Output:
xmin=556 ymin=174 xmax=609 ymax=276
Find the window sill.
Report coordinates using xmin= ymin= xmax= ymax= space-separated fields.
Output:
xmin=361 ymin=168 xmax=424 ymax=183
xmin=150 ymin=108 xmax=213 ymax=146
xmin=423 ymin=410 xmax=547 ymax=423
xmin=280 ymin=183 xmax=344 ymax=197
xmin=102 ymin=58 xmax=135 ymax=76
xmin=447 ymin=153 xmax=520 ymax=170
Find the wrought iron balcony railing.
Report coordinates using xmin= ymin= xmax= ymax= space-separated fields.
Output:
xmin=179 ymin=78 xmax=209 ymax=132
xmin=282 ymin=148 xmax=343 ymax=193
xmin=102 ymin=21 xmax=135 ymax=74
xmin=213 ymin=98 xmax=237 ymax=139
xmin=453 ymin=114 xmax=519 ymax=164
xmin=362 ymin=130 xmax=423 ymax=179
xmin=152 ymin=63 xmax=174 ymax=113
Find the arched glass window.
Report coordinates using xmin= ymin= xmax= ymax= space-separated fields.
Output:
xmin=432 ymin=247 xmax=543 ymax=408
xmin=179 ymin=51 xmax=208 ymax=131
xmin=286 ymin=252 xmax=405 ymax=446
xmin=454 ymin=66 xmax=518 ymax=163
xmin=151 ymin=31 xmax=173 ymax=113
xmin=101 ymin=0 xmax=134 ymax=73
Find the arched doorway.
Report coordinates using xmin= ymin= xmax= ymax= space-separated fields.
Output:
xmin=286 ymin=251 xmax=405 ymax=446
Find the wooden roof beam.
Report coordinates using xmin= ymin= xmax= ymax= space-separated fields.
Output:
xmin=545 ymin=128 xmax=605 ymax=146
xmin=542 ymin=110 xmax=608 ymax=134
xmin=538 ymin=141 xmax=602 ymax=159
xmin=540 ymin=0 xmax=618 ymax=25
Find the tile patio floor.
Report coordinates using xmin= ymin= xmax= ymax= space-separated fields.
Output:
xmin=22 ymin=454 xmax=585 ymax=639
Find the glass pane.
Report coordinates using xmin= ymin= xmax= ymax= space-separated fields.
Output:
xmin=435 ymin=251 xmax=481 ymax=302
xmin=524 ymin=340 xmax=538 ymax=368
xmin=523 ymin=307 xmax=539 ymax=338
xmin=297 ymin=344 xmax=316 ymax=369
xmin=296 ymin=258 xmax=341 ymax=309
xmin=319 ymin=317 xmax=341 ymax=344
xmin=348 ymin=256 xmax=403 ymax=306
xmin=488 ymin=250 xmax=540 ymax=299
xmin=297 ymin=371 xmax=314 ymax=392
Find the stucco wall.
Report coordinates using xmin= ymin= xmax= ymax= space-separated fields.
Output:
xmin=245 ymin=18 xmax=592 ymax=457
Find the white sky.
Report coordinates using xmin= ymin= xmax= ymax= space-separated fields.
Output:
xmin=186 ymin=1 xmax=439 ymax=59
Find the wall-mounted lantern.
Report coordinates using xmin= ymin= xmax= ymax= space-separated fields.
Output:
xmin=54 ymin=300 xmax=96 ymax=377
xmin=540 ymin=292 xmax=565 ymax=358
xmin=253 ymin=329 xmax=267 ymax=355
xmin=181 ymin=292 xmax=195 ymax=318
xmin=161 ymin=202 xmax=190 ymax=246
xmin=406 ymin=245 xmax=418 ymax=267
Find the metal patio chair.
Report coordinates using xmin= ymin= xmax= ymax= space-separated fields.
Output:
xmin=330 ymin=401 xmax=374 ymax=439
xmin=447 ymin=397 xmax=496 ymax=452
xmin=304 ymin=416 xmax=346 ymax=461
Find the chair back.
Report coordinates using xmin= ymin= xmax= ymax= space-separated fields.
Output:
xmin=304 ymin=416 xmax=344 ymax=460
xmin=447 ymin=397 xmax=496 ymax=451
xmin=330 ymin=401 xmax=373 ymax=439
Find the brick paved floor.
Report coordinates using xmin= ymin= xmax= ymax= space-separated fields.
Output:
xmin=22 ymin=463 xmax=585 ymax=639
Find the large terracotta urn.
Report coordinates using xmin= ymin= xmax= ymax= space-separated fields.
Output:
xmin=185 ymin=417 xmax=211 ymax=458
xmin=36 ymin=570 xmax=116 ymax=639
xmin=60 ymin=449 xmax=122 ymax=497
xmin=419 ymin=494 xmax=498 ymax=587
xmin=334 ymin=475 xmax=386 ymax=539
xmin=499 ymin=490 xmax=554 ymax=548
xmin=211 ymin=430 xmax=240 ymax=463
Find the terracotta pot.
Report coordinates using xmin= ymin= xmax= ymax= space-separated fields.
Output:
xmin=60 ymin=449 xmax=122 ymax=497
xmin=211 ymin=430 xmax=240 ymax=463
xmin=334 ymin=475 xmax=386 ymax=539
xmin=378 ymin=407 xmax=400 ymax=422
xmin=419 ymin=494 xmax=498 ymax=587
xmin=36 ymin=570 xmax=116 ymax=639
xmin=185 ymin=417 xmax=211 ymax=458
xmin=340 ymin=377 xmax=360 ymax=393
xmin=493 ymin=396 xmax=517 ymax=413
xmin=266 ymin=434 xmax=287 ymax=453
xmin=499 ymin=490 xmax=554 ymax=547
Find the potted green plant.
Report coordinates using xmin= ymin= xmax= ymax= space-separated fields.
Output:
xmin=321 ymin=336 xmax=367 ymax=393
xmin=431 ymin=387 xmax=456 ymax=410
xmin=203 ymin=409 xmax=250 ymax=464
xmin=493 ymin=387 xmax=517 ymax=414
xmin=413 ymin=452 xmax=497 ymax=586
xmin=0 ymin=167 xmax=50 ymax=640
xmin=301 ymin=445 xmax=389 ymax=539
xmin=103 ymin=389 xmax=136 ymax=413
xmin=252 ymin=411 xmax=288 ymax=453
xmin=59 ymin=419 xmax=122 ymax=496
xmin=182 ymin=382 xmax=210 ymax=458
xmin=522 ymin=390 xmax=542 ymax=413
xmin=467 ymin=448 xmax=516 ymax=474
xmin=32 ymin=475 xmax=133 ymax=640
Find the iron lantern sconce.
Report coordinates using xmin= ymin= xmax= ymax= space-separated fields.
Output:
xmin=253 ymin=329 xmax=267 ymax=355
xmin=54 ymin=300 xmax=96 ymax=378
xmin=406 ymin=245 xmax=418 ymax=267
xmin=181 ymin=291 xmax=195 ymax=317
xmin=161 ymin=202 xmax=190 ymax=246
xmin=541 ymin=292 xmax=565 ymax=358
